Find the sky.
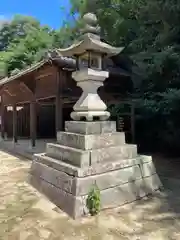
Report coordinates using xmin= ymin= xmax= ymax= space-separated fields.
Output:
xmin=0 ymin=0 xmax=71 ymax=29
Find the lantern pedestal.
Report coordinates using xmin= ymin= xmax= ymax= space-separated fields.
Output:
xmin=29 ymin=121 xmax=162 ymax=219
xmin=71 ymin=68 xmax=110 ymax=121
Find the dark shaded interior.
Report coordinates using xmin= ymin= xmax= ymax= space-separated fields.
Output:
xmin=37 ymin=104 xmax=56 ymax=139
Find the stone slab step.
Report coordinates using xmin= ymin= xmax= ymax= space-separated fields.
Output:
xmin=57 ymin=131 xmax=125 ymax=150
xmin=31 ymin=159 xmax=143 ymax=196
xmin=90 ymin=144 xmax=138 ymax=165
xmin=46 ymin=143 xmax=90 ymax=168
xmin=46 ymin=143 xmax=138 ymax=167
xmin=31 ymin=154 xmax=156 ymax=196
xmin=34 ymin=153 xmax=79 ymax=176
xmin=65 ymin=121 xmax=116 ymax=134
xmin=29 ymin=173 xmax=162 ymax=219
xmin=33 ymin=153 xmax=149 ymax=178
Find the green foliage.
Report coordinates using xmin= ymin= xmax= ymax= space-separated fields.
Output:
xmin=108 ymin=103 xmax=131 ymax=117
xmin=86 ymin=183 xmax=101 ymax=216
xmin=0 ymin=51 xmax=8 ymax=77
xmin=69 ymin=0 xmax=180 ymax=92
xmin=0 ymin=15 xmax=55 ymax=75
xmin=0 ymin=14 xmax=78 ymax=75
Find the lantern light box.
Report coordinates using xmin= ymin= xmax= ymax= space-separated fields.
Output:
xmin=77 ymin=51 xmax=102 ymax=70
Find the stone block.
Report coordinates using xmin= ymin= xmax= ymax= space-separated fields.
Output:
xmin=78 ymin=158 xmax=141 ymax=177
xmin=65 ymin=121 xmax=116 ymax=134
xmin=90 ymin=144 xmax=138 ymax=165
xmin=141 ymin=161 xmax=157 ymax=177
xmin=75 ymin=165 xmax=142 ymax=195
xmin=57 ymin=131 xmax=125 ymax=150
xmin=100 ymin=179 xmax=142 ymax=208
xmin=29 ymin=175 xmax=85 ymax=219
xmin=30 ymin=161 xmax=76 ymax=194
xmin=46 ymin=143 xmax=90 ymax=167
xmin=93 ymin=175 xmax=162 ymax=210
xmin=31 ymin=159 xmax=142 ymax=196
xmin=34 ymin=153 xmax=79 ymax=176
xmin=140 ymin=155 xmax=152 ymax=163
xmin=46 ymin=142 xmax=137 ymax=168
xmin=29 ymin=174 xmax=162 ymax=219
xmin=143 ymin=174 xmax=163 ymax=191
xmin=34 ymin=153 xmax=143 ymax=178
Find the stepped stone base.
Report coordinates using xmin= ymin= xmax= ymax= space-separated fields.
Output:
xmin=29 ymin=121 xmax=162 ymax=219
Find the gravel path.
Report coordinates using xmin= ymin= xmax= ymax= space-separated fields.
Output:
xmin=0 ymin=150 xmax=180 ymax=240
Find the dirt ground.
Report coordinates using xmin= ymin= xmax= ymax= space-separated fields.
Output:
xmin=0 ymin=150 xmax=180 ymax=240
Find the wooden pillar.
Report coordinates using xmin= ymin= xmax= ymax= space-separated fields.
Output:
xmin=13 ymin=104 xmax=18 ymax=143
xmin=0 ymin=100 xmax=5 ymax=139
xmin=30 ymin=101 xmax=36 ymax=148
xmin=55 ymin=69 xmax=63 ymax=133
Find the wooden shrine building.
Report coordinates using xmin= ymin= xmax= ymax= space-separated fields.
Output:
xmin=0 ymin=51 xmax=133 ymax=147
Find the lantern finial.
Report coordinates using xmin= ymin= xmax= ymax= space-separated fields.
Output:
xmin=81 ymin=13 xmax=100 ymax=39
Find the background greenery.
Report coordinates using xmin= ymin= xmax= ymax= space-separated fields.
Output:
xmin=1 ymin=0 xmax=180 ymax=155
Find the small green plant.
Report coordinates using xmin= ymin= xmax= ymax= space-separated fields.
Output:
xmin=86 ymin=183 xmax=101 ymax=216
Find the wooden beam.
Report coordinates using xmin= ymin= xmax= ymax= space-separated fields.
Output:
xmin=29 ymin=76 xmax=37 ymax=148
xmin=37 ymin=95 xmax=55 ymax=101
xmin=0 ymin=86 xmax=11 ymax=95
xmin=12 ymin=104 xmax=18 ymax=143
xmin=30 ymin=100 xmax=36 ymax=147
xmin=0 ymin=97 xmax=5 ymax=139
xmin=38 ymin=102 xmax=55 ymax=106
xmin=4 ymin=89 xmax=16 ymax=97
xmin=1 ymin=81 xmax=22 ymax=97
xmin=0 ymin=81 xmax=19 ymax=95
xmin=2 ymin=90 xmax=17 ymax=107
xmin=19 ymin=82 xmax=33 ymax=95
xmin=0 ymin=87 xmax=6 ymax=95
xmin=35 ymin=72 xmax=53 ymax=80
xmin=55 ymin=69 xmax=63 ymax=132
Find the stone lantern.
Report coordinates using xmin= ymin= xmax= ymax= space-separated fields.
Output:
xmin=30 ymin=9 xmax=162 ymax=219
xmin=58 ymin=12 xmax=124 ymax=121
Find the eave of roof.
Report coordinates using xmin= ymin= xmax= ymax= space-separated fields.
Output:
xmin=0 ymin=60 xmax=46 ymax=86
xmin=0 ymin=52 xmax=131 ymax=86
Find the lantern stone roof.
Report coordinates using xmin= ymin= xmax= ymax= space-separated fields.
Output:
xmin=57 ymin=33 xmax=124 ymax=57
xmin=57 ymin=13 xmax=123 ymax=57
